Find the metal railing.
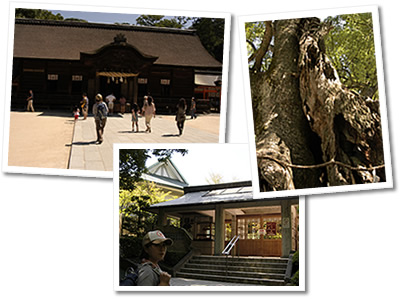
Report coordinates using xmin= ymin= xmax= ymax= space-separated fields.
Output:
xmin=222 ymin=235 xmax=240 ymax=278
xmin=222 ymin=235 xmax=240 ymax=256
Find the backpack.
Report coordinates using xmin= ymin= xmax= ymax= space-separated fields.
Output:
xmin=96 ymin=102 xmax=107 ymax=120
xmin=120 ymin=267 xmax=138 ymax=286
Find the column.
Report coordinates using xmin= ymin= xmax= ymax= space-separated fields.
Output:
xmin=281 ymin=200 xmax=292 ymax=258
xmin=214 ymin=205 xmax=225 ymax=255
xmin=133 ymin=76 xmax=138 ymax=104
xmin=232 ymin=214 xmax=237 ymax=256
xmin=157 ymin=209 xmax=167 ymax=227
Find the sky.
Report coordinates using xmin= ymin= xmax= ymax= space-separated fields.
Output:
xmin=145 ymin=144 xmax=252 ymax=186
xmin=50 ymin=10 xmax=189 ymax=26
xmin=51 ymin=10 xmax=141 ymax=25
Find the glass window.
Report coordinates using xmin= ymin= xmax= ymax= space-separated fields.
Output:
xmin=246 ymin=218 xmax=260 ymax=240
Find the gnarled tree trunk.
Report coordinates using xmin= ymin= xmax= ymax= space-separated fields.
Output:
xmin=252 ymin=17 xmax=385 ymax=191
xmin=252 ymin=19 xmax=322 ymax=191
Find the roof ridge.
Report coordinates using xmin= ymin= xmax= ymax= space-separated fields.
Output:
xmin=184 ymin=181 xmax=252 ymax=194
xmin=15 ymin=18 xmax=197 ymax=35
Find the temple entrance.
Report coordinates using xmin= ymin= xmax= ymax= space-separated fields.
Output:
xmin=99 ymin=76 xmax=122 ymax=99
xmin=234 ymin=215 xmax=282 ymax=257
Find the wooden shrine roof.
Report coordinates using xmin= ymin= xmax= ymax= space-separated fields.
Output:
xmin=13 ymin=18 xmax=222 ymax=68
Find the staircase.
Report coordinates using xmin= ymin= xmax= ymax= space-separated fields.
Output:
xmin=176 ymin=255 xmax=289 ymax=286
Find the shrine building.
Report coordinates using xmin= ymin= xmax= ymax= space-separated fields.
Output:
xmin=11 ymin=18 xmax=223 ymax=112
xmin=148 ymin=181 xmax=299 ymax=258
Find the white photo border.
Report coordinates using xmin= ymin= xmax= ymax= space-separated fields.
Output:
xmin=2 ymin=2 xmax=231 ymax=178
xmin=238 ymin=5 xmax=393 ymax=199
xmin=113 ymin=142 xmax=306 ymax=291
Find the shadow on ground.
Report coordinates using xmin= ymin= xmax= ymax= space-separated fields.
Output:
xmin=67 ymin=140 xmax=98 ymax=146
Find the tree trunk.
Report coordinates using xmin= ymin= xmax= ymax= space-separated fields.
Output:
xmin=298 ymin=18 xmax=385 ymax=185
xmin=252 ymin=17 xmax=385 ymax=190
xmin=252 ymin=19 xmax=322 ymax=191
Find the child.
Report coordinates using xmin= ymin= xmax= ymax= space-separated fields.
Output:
xmin=131 ymin=102 xmax=139 ymax=132
xmin=73 ymin=107 xmax=80 ymax=121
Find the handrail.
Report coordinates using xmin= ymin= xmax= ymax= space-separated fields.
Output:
xmin=222 ymin=235 xmax=240 ymax=255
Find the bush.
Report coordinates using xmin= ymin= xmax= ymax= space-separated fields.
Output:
xmin=291 ymin=270 xmax=299 ymax=286
xmin=291 ymin=250 xmax=299 ymax=276
xmin=120 ymin=236 xmax=142 ymax=258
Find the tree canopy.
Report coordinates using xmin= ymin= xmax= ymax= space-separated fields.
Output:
xmin=119 ymin=181 xmax=173 ymax=236
xmin=246 ymin=13 xmax=378 ymax=99
xmin=135 ymin=15 xmax=192 ymax=29
xmin=324 ymin=13 xmax=378 ymax=99
xmin=15 ymin=9 xmax=64 ymax=20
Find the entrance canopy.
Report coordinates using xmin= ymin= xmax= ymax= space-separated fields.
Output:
xmin=148 ymin=181 xmax=299 ymax=215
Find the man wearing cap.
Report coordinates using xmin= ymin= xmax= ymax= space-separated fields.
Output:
xmin=137 ymin=230 xmax=173 ymax=286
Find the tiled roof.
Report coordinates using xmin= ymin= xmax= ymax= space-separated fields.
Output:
xmin=13 ymin=19 xmax=222 ymax=68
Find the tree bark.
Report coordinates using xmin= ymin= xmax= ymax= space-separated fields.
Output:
xmin=252 ymin=17 xmax=385 ymax=190
xmin=252 ymin=19 xmax=322 ymax=191
xmin=298 ymin=18 xmax=385 ymax=185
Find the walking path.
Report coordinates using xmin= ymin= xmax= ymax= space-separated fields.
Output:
xmin=7 ymin=111 xmax=75 ymax=169
xmin=6 ymin=111 xmax=220 ymax=173
xmin=69 ymin=113 xmax=220 ymax=172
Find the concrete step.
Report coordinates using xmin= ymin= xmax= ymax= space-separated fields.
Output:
xmin=180 ymin=267 xmax=285 ymax=280
xmin=188 ymin=258 xmax=287 ymax=269
xmin=175 ymin=271 xmax=286 ymax=286
xmin=191 ymin=255 xmax=288 ymax=264
xmin=184 ymin=263 xmax=287 ymax=274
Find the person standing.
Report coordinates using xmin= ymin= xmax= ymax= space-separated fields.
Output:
xmin=131 ymin=102 xmax=140 ymax=132
xmin=80 ymin=93 xmax=89 ymax=120
xmin=190 ymin=97 xmax=197 ymax=119
xmin=136 ymin=230 xmax=173 ymax=286
xmin=143 ymin=96 xmax=156 ymax=133
xmin=26 ymin=90 xmax=34 ymax=112
xmin=105 ymin=92 xmax=116 ymax=115
xmin=92 ymin=94 xmax=108 ymax=144
xmin=176 ymin=98 xmax=187 ymax=136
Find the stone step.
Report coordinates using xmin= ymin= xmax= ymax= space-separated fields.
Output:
xmin=184 ymin=263 xmax=287 ymax=274
xmin=176 ymin=272 xmax=285 ymax=286
xmin=180 ymin=267 xmax=285 ymax=280
xmin=191 ymin=255 xmax=289 ymax=265
xmin=188 ymin=258 xmax=287 ymax=269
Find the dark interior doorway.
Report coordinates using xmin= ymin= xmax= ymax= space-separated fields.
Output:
xmin=99 ymin=76 xmax=122 ymax=99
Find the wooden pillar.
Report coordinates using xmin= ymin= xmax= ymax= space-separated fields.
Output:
xmin=281 ymin=200 xmax=292 ymax=258
xmin=232 ymin=214 xmax=237 ymax=256
xmin=214 ymin=205 xmax=225 ymax=255
xmin=157 ymin=209 xmax=167 ymax=227
xmin=133 ymin=76 xmax=138 ymax=104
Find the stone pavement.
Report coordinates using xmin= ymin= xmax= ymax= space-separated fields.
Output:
xmin=7 ymin=111 xmax=75 ymax=169
xmin=69 ymin=113 xmax=220 ymax=172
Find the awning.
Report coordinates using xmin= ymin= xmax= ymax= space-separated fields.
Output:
xmin=96 ymin=71 xmax=138 ymax=77
xmin=195 ymin=74 xmax=221 ymax=86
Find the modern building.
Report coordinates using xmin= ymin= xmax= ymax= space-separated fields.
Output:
xmin=11 ymin=18 xmax=223 ymax=112
xmin=148 ymin=181 xmax=299 ymax=258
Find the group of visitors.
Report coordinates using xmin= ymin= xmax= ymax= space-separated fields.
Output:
xmin=25 ymin=89 xmax=199 ymax=145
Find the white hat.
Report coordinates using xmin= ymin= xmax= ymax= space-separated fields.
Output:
xmin=142 ymin=230 xmax=173 ymax=247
